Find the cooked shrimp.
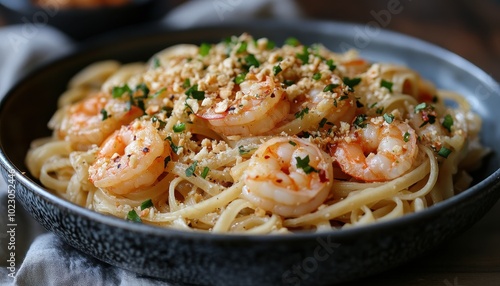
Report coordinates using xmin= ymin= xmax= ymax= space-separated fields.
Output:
xmin=333 ymin=117 xmax=418 ymax=182
xmin=88 ymin=119 xmax=171 ymax=195
xmin=242 ymin=137 xmax=334 ymax=218
xmin=302 ymin=75 xmax=356 ymax=127
xmin=197 ymin=75 xmax=290 ymax=136
xmin=55 ymin=92 xmax=143 ymax=150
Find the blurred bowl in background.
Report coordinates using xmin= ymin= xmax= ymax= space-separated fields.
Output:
xmin=0 ymin=0 xmax=176 ymax=41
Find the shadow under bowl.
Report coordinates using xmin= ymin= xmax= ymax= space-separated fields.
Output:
xmin=0 ymin=20 xmax=500 ymax=286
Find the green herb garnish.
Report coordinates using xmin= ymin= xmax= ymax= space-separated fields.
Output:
xmin=296 ymin=46 xmax=310 ymax=64
xmin=442 ymin=114 xmax=454 ymax=132
xmin=343 ymin=77 xmax=362 ymax=91
xmin=438 ymin=146 xmax=452 ymax=158
xmin=127 ymin=210 xmax=141 ymax=223
xmin=236 ymin=41 xmax=248 ymax=54
xmin=295 ymin=155 xmax=317 ymax=174
xmin=323 ymin=83 xmax=339 ymax=92
xmin=325 ymin=59 xmax=336 ymax=71
xmin=245 ymin=54 xmax=260 ymax=68
xmin=295 ymin=107 xmax=309 ymax=119
xmin=185 ymin=84 xmax=205 ymax=100
xmin=201 ymin=167 xmax=210 ymax=179
xmin=173 ymin=123 xmax=186 ymax=133
xmin=383 ymin=113 xmax=395 ymax=124
xmin=185 ymin=161 xmax=198 ymax=177
xmin=285 ymin=37 xmax=300 ymax=47
xmin=380 ymin=79 xmax=393 ymax=92
xmin=140 ymin=199 xmax=154 ymax=210
xmin=273 ymin=65 xmax=282 ymax=76
xmin=112 ymin=84 xmax=131 ymax=98
xmin=354 ymin=114 xmax=367 ymax=128
xmin=234 ymin=73 xmax=247 ymax=84
xmin=199 ymin=43 xmax=211 ymax=56
xmin=403 ymin=132 xmax=410 ymax=142
xmin=100 ymin=109 xmax=108 ymax=121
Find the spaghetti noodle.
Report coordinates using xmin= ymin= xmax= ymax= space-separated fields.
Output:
xmin=26 ymin=33 xmax=486 ymax=233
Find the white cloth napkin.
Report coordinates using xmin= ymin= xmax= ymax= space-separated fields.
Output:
xmin=0 ymin=1 xmax=303 ymax=285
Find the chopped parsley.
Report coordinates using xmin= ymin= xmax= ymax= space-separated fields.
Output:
xmin=295 ymin=155 xmax=317 ymax=174
xmin=273 ymin=65 xmax=282 ymax=76
xmin=151 ymin=116 xmax=166 ymax=129
xmin=201 ymin=167 xmax=210 ymax=179
xmin=296 ymin=46 xmax=310 ymax=64
xmin=182 ymin=78 xmax=191 ymax=89
xmin=127 ymin=210 xmax=141 ymax=223
xmin=112 ymin=84 xmax=131 ymax=98
xmin=403 ymin=132 xmax=410 ymax=142
xmin=266 ymin=41 xmax=276 ymax=50
xmin=288 ymin=140 xmax=297 ymax=146
xmin=185 ymin=84 xmax=205 ymax=100
xmin=153 ymin=57 xmax=161 ymax=69
xmin=244 ymin=54 xmax=260 ymax=68
xmin=283 ymin=79 xmax=295 ymax=86
xmin=199 ymin=42 xmax=211 ymax=56
xmin=380 ymin=79 xmax=393 ymax=92
xmin=234 ymin=73 xmax=247 ymax=84
xmin=383 ymin=113 xmax=395 ymax=124
xmin=414 ymin=102 xmax=428 ymax=113
xmin=164 ymin=156 xmax=171 ymax=168
xmin=236 ymin=41 xmax=248 ymax=54
xmin=166 ymin=136 xmax=181 ymax=153
xmin=438 ymin=146 xmax=452 ymax=158
xmin=323 ymin=83 xmax=339 ymax=92
xmin=285 ymin=37 xmax=300 ymax=47
xmin=343 ymin=77 xmax=362 ymax=91
xmin=238 ymin=145 xmax=255 ymax=155
xmin=376 ymin=107 xmax=384 ymax=115
xmin=135 ymin=83 xmax=150 ymax=98
xmin=312 ymin=73 xmax=322 ymax=81
xmin=319 ymin=118 xmax=328 ymax=128
xmin=100 ymin=109 xmax=108 ymax=121
xmin=185 ymin=161 xmax=198 ymax=177
xmin=152 ymin=87 xmax=166 ymax=98
xmin=295 ymin=107 xmax=309 ymax=119
xmin=442 ymin=114 xmax=454 ymax=132
xmin=354 ymin=114 xmax=367 ymax=128
xmin=325 ymin=59 xmax=336 ymax=71
xmin=173 ymin=123 xmax=186 ymax=133
xmin=140 ymin=199 xmax=154 ymax=210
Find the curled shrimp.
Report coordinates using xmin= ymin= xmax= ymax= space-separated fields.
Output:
xmin=197 ymin=75 xmax=290 ymax=137
xmin=242 ymin=137 xmax=334 ymax=218
xmin=54 ymin=92 xmax=143 ymax=150
xmin=272 ymin=75 xmax=356 ymax=135
xmin=333 ymin=117 xmax=418 ymax=182
xmin=88 ymin=119 xmax=171 ymax=195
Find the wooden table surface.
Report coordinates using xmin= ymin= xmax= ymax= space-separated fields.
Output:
xmin=1 ymin=1 xmax=499 ymax=285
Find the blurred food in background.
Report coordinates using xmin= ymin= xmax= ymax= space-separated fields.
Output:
xmin=32 ymin=0 xmax=131 ymax=9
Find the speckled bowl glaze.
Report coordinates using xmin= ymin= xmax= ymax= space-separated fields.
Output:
xmin=1 ymin=21 xmax=499 ymax=286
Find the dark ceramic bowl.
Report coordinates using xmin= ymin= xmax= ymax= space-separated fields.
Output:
xmin=1 ymin=21 xmax=500 ymax=286
xmin=0 ymin=0 xmax=174 ymax=40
